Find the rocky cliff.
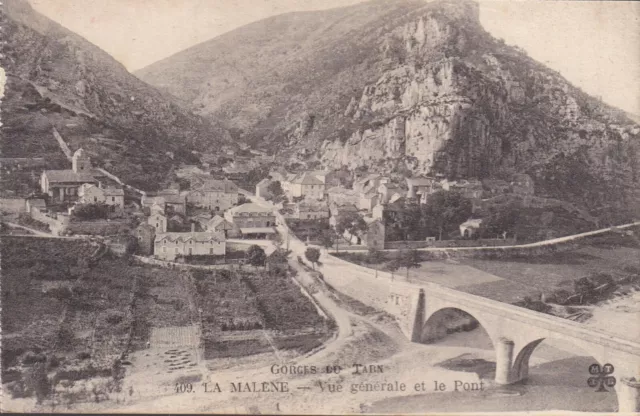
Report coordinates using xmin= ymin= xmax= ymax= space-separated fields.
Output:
xmin=1 ymin=0 xmax=231 ymax=191
xmin=137 ymin=0 xmax=639 ymax=218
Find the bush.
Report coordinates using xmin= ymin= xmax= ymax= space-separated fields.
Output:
xmin=77 ymin=351 xmax=91 ymax=360
xmin=22 ymin=351 xmax=47 ymax=365
xmin=72 ymin=203 xmax=110 ymax=221
xmin=105 ymin=311 xmax=125 ymax=325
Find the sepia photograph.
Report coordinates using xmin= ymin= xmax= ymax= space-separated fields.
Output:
xmin=0 ymin=0 xmax=639 ymax=413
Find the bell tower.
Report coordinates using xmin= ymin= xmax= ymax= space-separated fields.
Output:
xmin=72 ymin=148 xmax=91 ymax=173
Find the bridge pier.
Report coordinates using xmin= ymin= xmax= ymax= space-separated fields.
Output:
xmin=618 ymin=377 xmax=640 ymax=413
xmin=410 ymin=289 xmax=426 ymax=342
xmin=495 ymin=338 xmax=515 ymax=384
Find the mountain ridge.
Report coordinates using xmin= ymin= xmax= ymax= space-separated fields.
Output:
xmin=136 ymin=0 xmax=640 ymax=221
xmin=1 ymin=0 xmax=231 ymax=191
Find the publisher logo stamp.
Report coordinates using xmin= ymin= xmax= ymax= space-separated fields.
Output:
xmin=588 ymin=363 xmax=616 ymax=392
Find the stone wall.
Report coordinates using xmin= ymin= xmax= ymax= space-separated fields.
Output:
xmin=66 ymin=219 xmax=129 ymax=236
xmin=384 ymin=238 xmax=515 ymax=250
xmin=0 ymin=198 xmax=26 ymax=213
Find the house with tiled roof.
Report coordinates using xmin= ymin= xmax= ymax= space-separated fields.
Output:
xmin=292 ymin=201 xmax=329 ymax=220
xmin=148 ymin=211 xmax=168 ymax=233
xmin=288 ymin=172 xmax=325 ymax=200
xmin=141 ymin=189 xmax=187 ymax=214
xmin=78 ymin=184 xmax=124 ymax=208
xmin=187 ymin=178 xmax=238 ymax=212
xmin=406 ymin=176 xmax=437 ymax=199
xmin=255 ymin=178 xmax=272 ymax=199
xmin=206 ymin=215 xmax=236 ymax=238
xmin=154 ymin=229 xmax=226 ymax=261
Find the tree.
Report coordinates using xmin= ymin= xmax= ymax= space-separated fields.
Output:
xmin=319 ymin=229 xmax=335 ymax=251
xmin=246 ymin=245 xmax=267 ymax=267
xmin=335 ymin=211 xmax=367 ymax=237
xmin=387 ymin=260 xmax=399 ymax=280
xmin=479 ymin=201 xmax=521 ymax=239
xmin=422 ymin=191 xmax=472 ymax=240
xmin=267 ymin=181 xmax=284 ymax=200
xmin=396 ymin=249 xmax=421 ymax=279
xmin=26 ymin=362 xmax=50 ymax=404
xmin=304 ymin=247 xmax=321 ymax=270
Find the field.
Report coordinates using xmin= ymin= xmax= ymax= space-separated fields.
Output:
xmin=192 ymin=267 xmax=331 ymax=359
xmin=1 ymin=236 xmax=191 ymax=402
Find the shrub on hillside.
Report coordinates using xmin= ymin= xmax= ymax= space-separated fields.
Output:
xmin=72 ymin=203 xmax=110 ymax=221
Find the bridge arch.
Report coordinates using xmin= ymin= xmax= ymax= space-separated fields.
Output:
xmin=419 ymin=306 xmax=499 ymax=349
xmin=512 ymin=337 xmax=618 ymax=411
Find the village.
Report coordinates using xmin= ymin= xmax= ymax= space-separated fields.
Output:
xmin=0 ymin=140 xmax=548 ymax=265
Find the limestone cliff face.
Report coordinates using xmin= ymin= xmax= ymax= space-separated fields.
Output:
xmin=318 ymin=5 xmax=639 ymax=214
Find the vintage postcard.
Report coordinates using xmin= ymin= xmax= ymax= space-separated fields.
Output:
xmin=1 ymin=0 xmax=639 ymax=414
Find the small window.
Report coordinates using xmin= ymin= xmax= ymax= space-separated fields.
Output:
xmin=174 ymin=247 xmax=178 ymax=253
xmin=188 ymin=248 xmax=192 ymax=255
xmin=163 ymin=247 xmax=166 ymax=253
xmin=111 ymin=196 xmax=115 ymax=202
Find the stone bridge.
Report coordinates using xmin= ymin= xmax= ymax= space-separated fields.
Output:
xmin=384 ymin=280 xmax=640 ymax=412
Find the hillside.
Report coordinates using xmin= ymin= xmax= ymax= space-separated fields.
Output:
xmin=0 ymin=0 xmax=231 ymax=191
xmin=137 ymin=0 xmax=640 ymax=221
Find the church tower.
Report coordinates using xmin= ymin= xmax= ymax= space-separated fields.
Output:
xmin=72 ymin=148 xmax=91 ymax=173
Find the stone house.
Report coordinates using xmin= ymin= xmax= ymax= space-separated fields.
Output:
xmin=135 ymin=223 xmax=156 ymax=255
xmin=148 ymin=211 xmax=168 ymax=233
xmin=164 ymin=193 xmax=188 ymax=215
xmin=141 ymin=189 xmax=187 ymax=215
xmin=41 ymin=149 xmax=98 ymax=202
xmin=154 ymin=230 xmax=226 ymax=261
xmin=25 ymin=198 xmax=46 ymax=214
xmin=353 ymin=174 xmax=387 ymax=195
xmin=406 ymin=176 xmax=436 ymax=199
xmin=293 ymin=201 xmax=330 ymax=220
xmin=287 ymin=172 xmax=325 ymax=200
xmin=187 ymin=178 xmax=238 ymax=211
xmin=78 ymin=184 xmax=124 ymax=208
xmin=255 ymin=178 xmax=272 ymax=199
xmin=206 ymin=215 xmax=237 ymax=238
xmin=358 ymin=191 xmax=379 ymax=212
xmin=459 ymin=218 xmax=483 ymax=238
xmin=378 ymin=183 xmax=401 ymax=204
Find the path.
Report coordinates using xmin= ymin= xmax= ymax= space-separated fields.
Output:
xmin=2 ymin=221 xmax=79 ymax=239
xmin=333 ymin=221 xmax=640 ymax=253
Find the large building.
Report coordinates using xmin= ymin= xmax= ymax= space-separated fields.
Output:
xmin=225 ymin=203 xmax=276 ymax=238
xmin=187 ymin=178 xmax=238 ymax=211
xmin=41 ymin=149 xmax=98 ymax=202
xmin=154 ymin=229 xmax=226 ymax=261
xmin=286 ymin=172 xmax=325 ymax=200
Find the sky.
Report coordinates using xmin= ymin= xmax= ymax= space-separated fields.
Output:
xmin=28 ymin=0 xmax=640 ymax=116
